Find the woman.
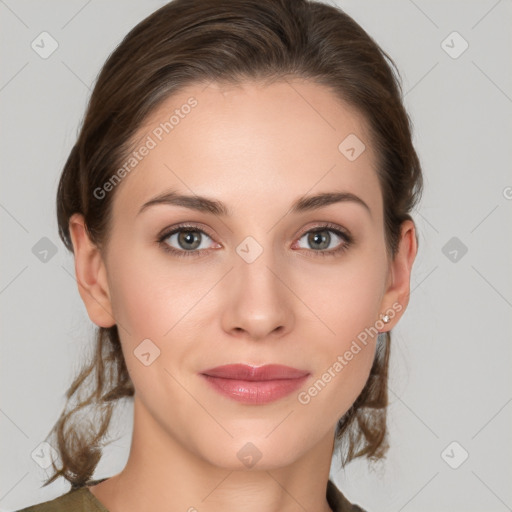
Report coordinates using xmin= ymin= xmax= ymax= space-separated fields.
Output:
xmin=19 ymin=0 xmax=422 ymax=510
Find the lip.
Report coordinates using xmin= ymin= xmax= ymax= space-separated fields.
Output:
xmin=201 ymin=364 xmax=309 ymax=380
xmin=200 ymin=364 xmax=310 ymax=404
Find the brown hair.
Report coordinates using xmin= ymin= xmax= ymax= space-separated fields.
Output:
xmin=45 ymin=0 xmax=423 ymax=489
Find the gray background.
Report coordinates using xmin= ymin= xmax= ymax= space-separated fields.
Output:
xmin=1 ymin=1 xmax=511 ymax=511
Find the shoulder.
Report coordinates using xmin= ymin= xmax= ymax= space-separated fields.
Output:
xmin=15 ymin=487 xmax=106 ymax=512
xmin=327 ymin=479 xmax=369 ymax=512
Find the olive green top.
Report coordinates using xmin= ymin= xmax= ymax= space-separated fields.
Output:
xmin=17 ymin=478 xmax=367 ymax=512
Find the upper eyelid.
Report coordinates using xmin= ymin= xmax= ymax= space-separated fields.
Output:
xmin=159 ymin=223 xmax=215 ymax=241
xmin=159 ymin=222 xmax=351 ymax=245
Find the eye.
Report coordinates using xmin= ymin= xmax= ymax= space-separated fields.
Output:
xmin=157 ymin=222 xmax=353 ymax=259
xmin=158 ymin=224 xmax=218 ymax=258
xmin=294 ymin=224 xmax=352 ymax=257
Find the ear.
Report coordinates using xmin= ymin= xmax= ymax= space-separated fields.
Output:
xmin=378 ymin=219 xmax=418 ymax=332
xmin=68 ymin=213 xmax=116 ymax=328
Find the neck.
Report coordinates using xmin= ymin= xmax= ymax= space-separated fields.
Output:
xmin=91 ymin=396 xmax=335 ymax=512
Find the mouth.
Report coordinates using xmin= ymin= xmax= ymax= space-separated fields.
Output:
xmin=199 ymin=364 xmax=310 ymax=404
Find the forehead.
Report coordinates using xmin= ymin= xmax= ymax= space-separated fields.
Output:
xmin=110 ymin=79 xmax=381 ymax=221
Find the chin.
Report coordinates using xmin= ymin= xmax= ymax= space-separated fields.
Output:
xmin=193 ymin=433 xmax=305 ymax=471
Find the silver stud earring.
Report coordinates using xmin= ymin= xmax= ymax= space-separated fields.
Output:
xmin=381 ymin=314 xmax=390 ymax=324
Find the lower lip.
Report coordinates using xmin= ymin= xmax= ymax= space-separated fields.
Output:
xmin=200 ymin=374 xmax=309 ymax=404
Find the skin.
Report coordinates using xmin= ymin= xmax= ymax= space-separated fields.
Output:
xmin=69 ymin=79 xmax=417 ymax=512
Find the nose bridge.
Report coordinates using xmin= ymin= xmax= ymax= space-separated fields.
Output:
xmin=235 ymin=235 xmax=283 ymax=303
xmin=221 ymin=234 xmax=293 ymax=338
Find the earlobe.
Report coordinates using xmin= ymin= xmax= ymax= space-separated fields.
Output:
xmin=378 ymin=220 xmax=418 ymax=332
xmin=68 ymin=213 xmax=116 ymax=328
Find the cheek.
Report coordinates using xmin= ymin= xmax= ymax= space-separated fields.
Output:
xmin=104 ymin=232 xmax=387 ymax=436
xmin=293 ymin=244 xmax=387 ymax=406
xmin=106 ymin=242 xmax=205 ymax=342
xmin=107 ymin=231 xmax=387 ymax=356
xmin=299 ymin=249 xmax=387 ymax=348
xmin=105 ymin=250 xmax=204 ymax=403
xmin=296 ymin=272 xmax=383 ymax=420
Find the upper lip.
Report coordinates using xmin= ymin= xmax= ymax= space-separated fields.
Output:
xmin=200 ymin=364 xmax=309 ymax=381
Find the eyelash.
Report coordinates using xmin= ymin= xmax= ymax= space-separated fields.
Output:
xmin=157 ymin=222 xmax=353 ymax=259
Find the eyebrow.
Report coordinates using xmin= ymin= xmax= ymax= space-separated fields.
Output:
xmin=137 ymin=189 xmax=371 ymax=217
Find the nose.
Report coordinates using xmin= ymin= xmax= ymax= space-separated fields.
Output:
xmin=220 ymin=249 xmax=294 ymax=341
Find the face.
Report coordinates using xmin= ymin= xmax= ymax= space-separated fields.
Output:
xmin=71 ymin=79 xmax=415 ymax=470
